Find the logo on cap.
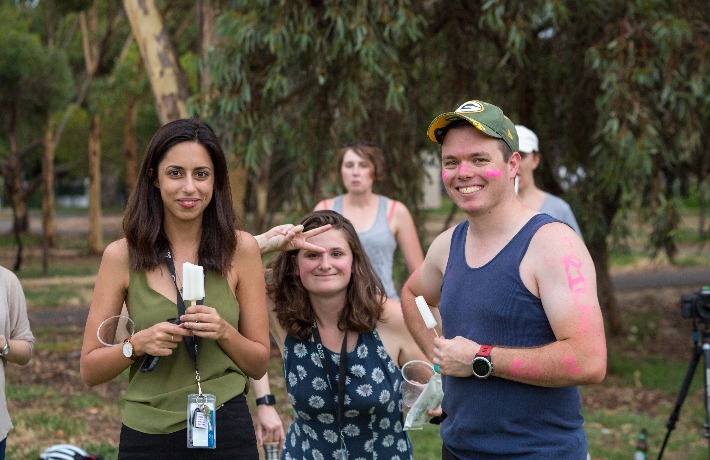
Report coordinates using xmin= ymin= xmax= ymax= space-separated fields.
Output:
xmin=456 ymin=101 xmax=484 ymax=113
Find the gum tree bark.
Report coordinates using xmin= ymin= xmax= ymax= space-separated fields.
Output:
xmin=123 ymin=0 xmax=189 ymax=123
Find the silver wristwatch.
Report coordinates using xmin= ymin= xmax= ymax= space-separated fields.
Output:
xmin=1 ymin=338 xmax=10 ymax=357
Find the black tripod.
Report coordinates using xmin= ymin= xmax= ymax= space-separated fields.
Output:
xmin=657 ymin=319 xmax=710 ymax=460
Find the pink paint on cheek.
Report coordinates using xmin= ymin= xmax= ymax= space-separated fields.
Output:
xmin=442 ymin=170 xmax=448 ymax=181
xmin=485 ymin=169 xmax=502 ymax=178
xmin=561 ymin=355 xmax=583 ymax=373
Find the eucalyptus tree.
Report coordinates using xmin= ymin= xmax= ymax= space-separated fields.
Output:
xmin=196 ymin=1 xmax=427 ymax=232
xmin=581 ymin=0 xmax=710 ymax=331
xmin=416 ymin=0 xmax=709 ymax=334
xmin=0 ymin=3 xmax=72 ymax=270
xmin=123 ymin=0 xmax=190 ymax=124
xmin=190 ymin=0 xmax=707 ymax=335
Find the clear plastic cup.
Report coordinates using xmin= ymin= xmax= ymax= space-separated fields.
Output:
xmin=401 ymin=360 xmax=435 ymax=408
xmin=263 ymin=441 xmax=280 ymax=459
xmin=97 ymin=315 xmax=134 ymax=347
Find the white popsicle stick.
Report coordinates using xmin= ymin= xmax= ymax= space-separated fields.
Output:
xmin=415 ymin=296 xmax=439 ymax=337
xmin=182 ymin=262 xmax=205 ymax=305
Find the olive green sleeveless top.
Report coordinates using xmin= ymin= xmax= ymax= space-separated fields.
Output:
xmin=122 ymin=268 xmax=248 ymax=434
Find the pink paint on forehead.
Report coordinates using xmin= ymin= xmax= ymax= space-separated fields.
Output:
xmin=486 ymin=169 xmax=502 ymax=177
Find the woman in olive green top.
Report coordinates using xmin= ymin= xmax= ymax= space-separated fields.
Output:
xmin=80 ymin=119 xmax=326 ymax=459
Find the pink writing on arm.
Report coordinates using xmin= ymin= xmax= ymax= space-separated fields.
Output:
xmin=560 ymin=236 xmax=594 ymax=334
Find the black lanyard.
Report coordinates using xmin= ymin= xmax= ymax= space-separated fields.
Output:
xmin=164 ymin=249 xmax=201 ymax=362
xmin=140 ymin=250 xmax=203 ymax=373
xmin=312 ymin=321 xmax=348 ymax=456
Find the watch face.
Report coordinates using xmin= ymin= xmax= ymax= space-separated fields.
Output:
xmin=472 ymin=357 xmax=492 ymax=378
xmin=122 ymin=341 xmax=133 ymax=358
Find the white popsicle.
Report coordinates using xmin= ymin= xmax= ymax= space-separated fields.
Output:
xmin=183 ymin=262 xmax=205 ymax=304
xmin=415 ymin=296 xmax=439 ymax=336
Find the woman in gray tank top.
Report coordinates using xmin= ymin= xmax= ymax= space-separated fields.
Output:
xmin=315 ymin=141 xmax=424 ymax=300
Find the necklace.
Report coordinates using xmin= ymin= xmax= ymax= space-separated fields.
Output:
xmin=174 ymin=269 xmax=183 ymax=294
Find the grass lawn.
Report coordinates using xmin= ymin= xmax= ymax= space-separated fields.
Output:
xmin=2 ymin=204 xmax=710 ymax=459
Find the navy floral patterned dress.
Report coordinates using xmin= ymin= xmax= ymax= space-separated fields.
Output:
xmin=281 ymin=329 xmax=413 ymax=460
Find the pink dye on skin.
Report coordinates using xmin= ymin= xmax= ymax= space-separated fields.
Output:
xmin=441 ymin=170 xmax=448 ymax=181
xmin=560 ymin=236 xmax=598 ymax=335
xmin=458 ymin=164 xmax=473 ymax=176
xmin=576 ymin=302 xmax=594 ymax=333
xmin=485 ymin=169 xmax=502 ymax=177
xmin=563 ymin=253 xmax=586 ymax=295
xmin=510 ymin=358 xmax=543 ymax=380
xmin=561 ymin=355 xmax=583 ymax=373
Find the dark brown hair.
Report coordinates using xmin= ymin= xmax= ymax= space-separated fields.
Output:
xmin=336 ymin=141 xmax=385 ymax=183
xmin=123 ymin=118 xmax=239 ymax=275
xmin=266 ymin=210 xmax=386 ymax=341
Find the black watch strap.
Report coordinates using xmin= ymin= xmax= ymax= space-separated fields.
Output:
xmin=256 ymin=394 xmax=276 ymax=406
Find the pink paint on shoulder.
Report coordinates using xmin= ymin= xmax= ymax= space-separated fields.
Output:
xmin=486 ymin=169 xmax=502 ymax=177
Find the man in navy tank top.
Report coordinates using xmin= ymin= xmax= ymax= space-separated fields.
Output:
xmin=400 ymin=99 xmax=607 ymax=459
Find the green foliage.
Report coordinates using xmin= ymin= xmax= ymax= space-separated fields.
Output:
xmin=0 ymin=5 xmax=73 ymax=132
xmin=194 ymin=1 xmax=428 ymax=229
xmin=584 ymin=0 xmax=710 ymax=256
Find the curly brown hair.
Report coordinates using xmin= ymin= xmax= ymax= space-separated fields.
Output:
xmin=266 ymin=210 xmax=386 ymax=341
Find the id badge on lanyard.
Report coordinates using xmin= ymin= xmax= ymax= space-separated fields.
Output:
xmin=163 ymin=250 xmax=217 ymax=449
xmin=187 ymin=392 xmax=216 ymax=449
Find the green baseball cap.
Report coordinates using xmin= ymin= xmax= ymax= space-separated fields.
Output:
xmin=427 ymin=99 xmax=519 ymax=152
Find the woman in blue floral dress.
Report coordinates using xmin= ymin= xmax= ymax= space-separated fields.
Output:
xmin=252 ymin=211 xmax=431 ymax=459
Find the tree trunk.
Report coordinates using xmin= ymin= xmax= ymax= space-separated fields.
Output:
xmin=254 ymin=144 xmax=273 ymax=234
xmin=88 ymin=114 xmax=103 ymax=254
xmin=124 ymin=95 xmax=138 ymax=199
xmin=229 ymin=158 xmax=247 ymax=225
xmin=587 ymin=236 xmax=622 ymax=335
xmin=42 ymin=0 xmax=58 ymax=275
xmin=123 ymin=0 xmax=189 ymax=123
xmin=81 ymin=2 xmax=102 ymax=254
xmin=6 ymin=128 xmax=28 ymax=234
xmin=42 ymin=113 xmax=57 ymax=275
xmin=6 ymin=125 xmax=27 ymax=271
xmin=197 ymin=0 xmax=215 ymax=93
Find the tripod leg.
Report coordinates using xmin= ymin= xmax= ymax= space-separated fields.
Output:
xmin=657 ymin=343 xmax=702 ymax=460
xmin=702 ymin=343 xmax=710 ymax=460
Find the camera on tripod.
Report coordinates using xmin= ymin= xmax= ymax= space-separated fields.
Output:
xmin=681 ymin=286 xmax=710 ymax=322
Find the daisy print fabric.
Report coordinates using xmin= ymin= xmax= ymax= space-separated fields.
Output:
xmin=281 ymin=329 xmax=413 ymax=459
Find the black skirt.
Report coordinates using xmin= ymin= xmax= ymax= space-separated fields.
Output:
xmin=118 ymin=394 xmax=258 ymax=459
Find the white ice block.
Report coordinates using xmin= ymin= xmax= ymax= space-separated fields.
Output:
xmin=183 ymin=262 xmax=205 ymax=302
xmin=415 ymin=296 xmax=437 ymax=329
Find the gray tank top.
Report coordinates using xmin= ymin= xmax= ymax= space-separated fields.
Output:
xmin=333 ymin=195 xmax=399 ymax=300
